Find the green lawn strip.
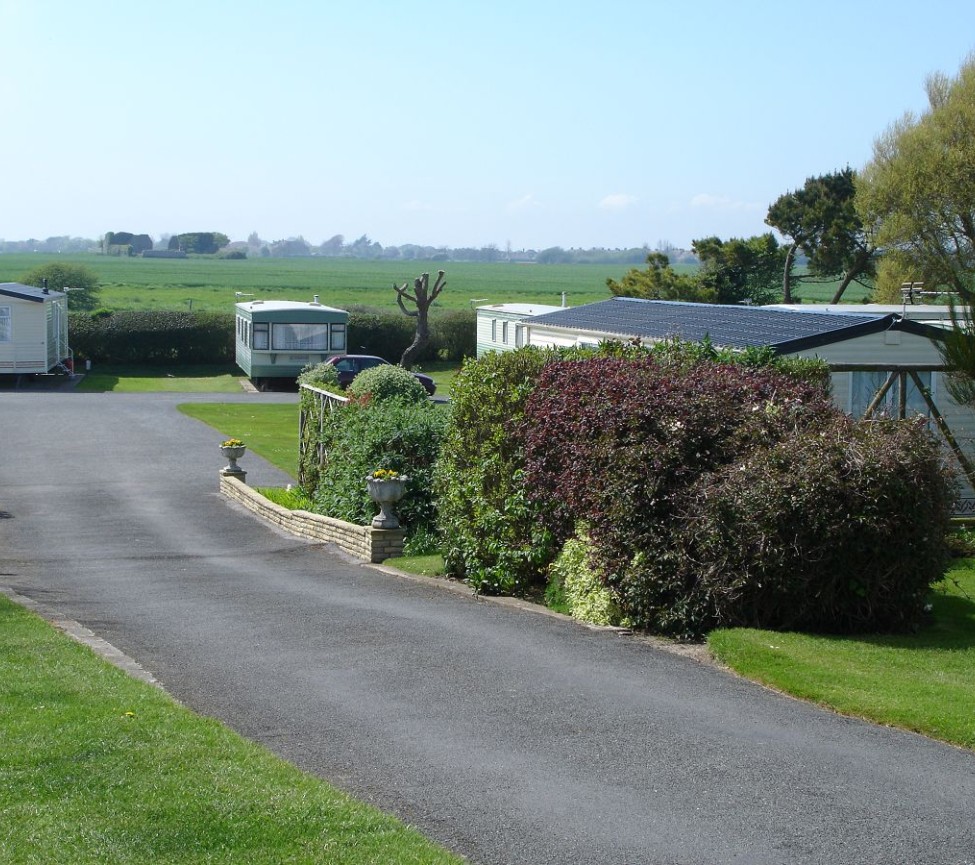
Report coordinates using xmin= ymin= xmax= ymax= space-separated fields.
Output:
xmin=77 ymin=364 xmax=247 ymax=393
xmin=178 ymin=403 xmax=300 ymax=477
xmin=0 ymin=597 xmax=462 ymax=865
xmin=708 ymin=562 xmax=975 ymax=750
xmin=411 ymin=361 xmax=461 ymax=396
xmin=384 ymin=554 xmax=446 ymax=578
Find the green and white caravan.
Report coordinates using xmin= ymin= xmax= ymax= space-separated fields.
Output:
xmin=235 ymin=296 xmax=348 ymax=387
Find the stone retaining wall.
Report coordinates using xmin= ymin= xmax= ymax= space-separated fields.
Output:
xmin=219 ymin=475 xmax=404 ymax=563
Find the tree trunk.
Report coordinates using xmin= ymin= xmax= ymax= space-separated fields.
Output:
xmin=395 ymin=271 xmax=446 ymax=368
xmin=401 ymin=316 xmax=431 ymax=369
xmin=782 ymin=243 xmax=798 ymax=304
xmin=830 ymin=249 xmax=871 ymax=304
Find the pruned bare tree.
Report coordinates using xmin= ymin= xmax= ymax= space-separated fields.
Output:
xmin=394 ymin=270 xmax=446 ymax=368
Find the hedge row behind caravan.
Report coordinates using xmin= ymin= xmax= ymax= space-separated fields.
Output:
xmin=0 ymin=282 xmax=71 ymax=377
xmin=235 ymin=297 xmax=348 ymax=387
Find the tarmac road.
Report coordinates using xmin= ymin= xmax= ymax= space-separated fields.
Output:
xmin=1 ymin=391 xmax=974 ymax=865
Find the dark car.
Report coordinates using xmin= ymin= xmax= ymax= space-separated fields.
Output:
xmin=324 ymin=355 xmax=436 ymax=396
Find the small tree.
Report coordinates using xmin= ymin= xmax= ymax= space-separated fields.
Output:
xmin=20 ymin=262 xmax=100 ymax=311
xmin=766 ymin=168 xmax=878 ymax=304
xmin=394 ymin=270 xmax=446 ymax=368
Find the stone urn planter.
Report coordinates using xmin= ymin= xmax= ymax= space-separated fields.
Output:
xmin=220 ymin=439 xmax=247 ymax=473
xmin=366 ymin=471 xmax=408 ymax=529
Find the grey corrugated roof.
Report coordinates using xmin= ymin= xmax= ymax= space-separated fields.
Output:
xmin=0 ymin=282 xmax=65 ymax=302
xmin=526 ymin=297 xmax=905 ymax=354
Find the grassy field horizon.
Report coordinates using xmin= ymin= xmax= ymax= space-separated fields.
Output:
xmin=0 ymin=252 xmax=622 ymax=313
xmin=0 ymin=251 xmax=855 ymax=312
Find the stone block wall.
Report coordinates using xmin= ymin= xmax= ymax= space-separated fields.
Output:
xmin=219 ymin=475 xmax=404 ymax=563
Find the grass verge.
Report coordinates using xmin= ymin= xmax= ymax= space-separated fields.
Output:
xmin=708 ymin=560 xmax=975 ymax=751
xmin=0 ymin=595 xmax=462 ymax=865
xmin=411 ymin=361 xmax=461 ymax=398
xmin=384 ymin=554 xmax=446 ymax=578
xmin=77 ymin=364 xmax=247 ymax=393
xmin=179 ymin=403 xmax=300 ymax=477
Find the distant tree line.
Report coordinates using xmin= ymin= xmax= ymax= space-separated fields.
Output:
xmin=0 ymin=236 xmax=94 ymax=253
xmin=226 ymin=232 xmax=701 ymax=265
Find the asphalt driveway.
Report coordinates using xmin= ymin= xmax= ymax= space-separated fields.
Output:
xmin=1 ymin=391 xmax=973 ymax=865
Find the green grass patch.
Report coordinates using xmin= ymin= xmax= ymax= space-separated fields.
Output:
xmin=77 ymin=364 xmax=248 ymax=393
xmin=0 ymin=253 xmax=618 ymax=313
xmin=708 ymin=561 xmax=975 ymax=750
xmin=0 ymin=253 xmax=879 ymax=315
xmin=384 ymin=554 xmax=446 ymax=578
xmin=255 ymin=486 xmax=314 ymax=510
xmin=0 ymin=595 xmax=462 ymax=864
xmin=179 ymin=403 xmax=300 ymax=477
xmin=412 ymin=360 xmax=461 ymax=397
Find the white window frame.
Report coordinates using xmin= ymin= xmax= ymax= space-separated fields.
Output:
xmin=330 ymin=323 xmax=347 ymax=351
xmin=0 ymin=305 xmax=10 ymax=343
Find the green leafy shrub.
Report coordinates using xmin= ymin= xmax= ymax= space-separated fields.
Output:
xmin=310 ymin=398 xmax=448 ymax=533
xmin=297 ymin=361 xmax=340 ymax=390
xmin=946 ymin=526 xmax=975 ymax=558
xmin=68 ymin=311 xmax=234 ymax=364
xmin=346 ymin=364 xmax=429 ymax=404
xmin=434 ymin=347 xmax=555 ymax=595
xmin=347 ymin=309 xmax=417 ymax=359
xmin=428 ymin=310 xmax=476 ymax=361
xmin=547 ymin=530 xmax=626 ymax=627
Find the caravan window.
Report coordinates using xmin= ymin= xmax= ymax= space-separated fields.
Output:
xmin=0 ymin=306 xmax=10 ymax=342
xmin=330 ymin=323 xmax=347 ymax=351
xmin=851 ymin=371 xmax=931 ymax=417
xmin=253 ymin=322 xmax=269 ymax=350
xmin=272 ymin=323 xmax=328 ymax=351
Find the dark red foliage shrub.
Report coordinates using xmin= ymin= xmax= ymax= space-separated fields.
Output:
xmin=521 ymin=355 xmax=954 ymax=638
xmin=683 ymin=416 xmax=955 ymax=633
xmin=522 ymin=355 xmax=834 ymax=545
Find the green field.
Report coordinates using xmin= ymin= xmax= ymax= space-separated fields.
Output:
xmin=0 ymin=251 xmax=858 ymax=312
xmin=0 ymin=253 xmax=623 ymax=313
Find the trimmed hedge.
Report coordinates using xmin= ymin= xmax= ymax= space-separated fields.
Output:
xmin=434 ymin=347 xmax=556 ymax=595
xmin=347 ymin=308 xmax=474 ymax=363
xmin=67 ymin=307 xmax=474 ymax=368
xmin=521 ymin=355 xmax=955 ymax=638
xmin=69 ymin=311 xmax=234 ymax=364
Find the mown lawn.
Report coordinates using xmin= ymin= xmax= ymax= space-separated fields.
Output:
xmin=178 ymin=402 xmax=300 ymax=477
xmin=0 ymin=595 xmax=463 ymax=865
xmin=708 ymin=561 xmax=975 ymax=751
xmin=77 ymin=364 xmax=247 ymax=393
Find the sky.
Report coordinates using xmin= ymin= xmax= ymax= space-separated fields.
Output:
xmin=2 ymin=0 xmax=974 ymax=251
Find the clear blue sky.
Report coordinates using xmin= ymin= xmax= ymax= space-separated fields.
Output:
xmin=2 ymin=0 xmax=973 ymax=251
